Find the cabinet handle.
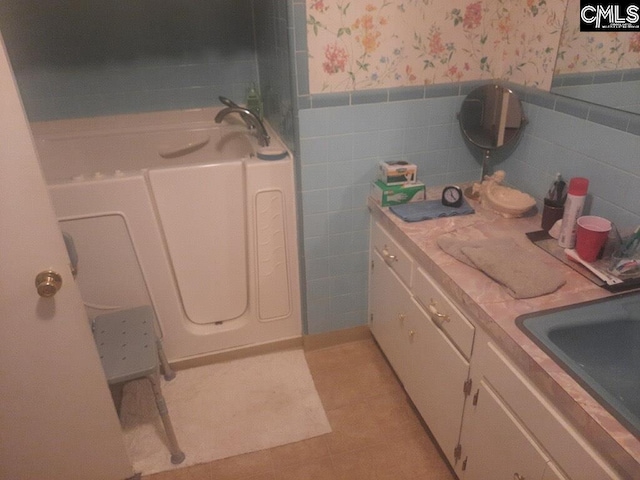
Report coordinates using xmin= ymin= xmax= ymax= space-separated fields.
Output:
xmin=408 ymin=330 xmax=415 ymax=339
xmin=513 ymin=474 xmax=525 ymax=480
xmin=398 ymin=313 xmax=406 ymax=324
xmin=428 ymin=299 xmax=450 ymax=326
xmin=382 ymin=247 xmax=398 ymax=265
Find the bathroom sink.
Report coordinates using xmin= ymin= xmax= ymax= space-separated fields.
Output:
xmin=516 ymin=291 xmax=640 ymax=439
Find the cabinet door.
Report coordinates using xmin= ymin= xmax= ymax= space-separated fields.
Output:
xmin=403 ymin=297 xmax=470 ymax=467
xmin=478 ymin=340 xmax=619 ymax=480
xmin=462 ymin=380 xmax=549 ymax=480
xmin=369 ymin=249 xmax=412 ymax=384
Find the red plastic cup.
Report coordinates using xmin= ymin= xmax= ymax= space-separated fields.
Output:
xmin=575 ymin=216 xmax=611 ymax=262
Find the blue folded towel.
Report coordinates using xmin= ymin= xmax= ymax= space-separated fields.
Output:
xmin=390 ymin=198 xmax=474 ymax=222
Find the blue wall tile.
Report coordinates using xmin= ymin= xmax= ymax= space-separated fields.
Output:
xmin=4 ymin=0 xmax=261 ymax=121
xmin=299 ymin=97 xmax=482 ymax=334
xmin=300 ymin=82 xmax=640 ymax=334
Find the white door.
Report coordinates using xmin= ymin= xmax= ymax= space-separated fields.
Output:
xmin=0 ymin=34 xmax=133 ymax=479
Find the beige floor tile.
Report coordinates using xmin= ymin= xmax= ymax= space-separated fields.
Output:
xmin=238 ymin=473 xmax=277 ymax=480
xmin=305 ymin=340 xmax=402 ymax=410
xmin=365 ymin=389 xmax=422 ymax=435
xmin=326 ymin=395 xmax=414 ymax=454
xmin=143 ymin=462 xmax=212 ymax=480
xmin=324 ymin=400 xmax=393 ymax=455
xmin=332 ymin=426 xmax=455 ymax=480
xmin=142 ymin=338 xmax=454 ymax=480
xmin=331 ymin=440 xmax=430 ymax=480
xmin=207 ymin=450 xmax=273 ymax=480
xmin=274 ymin=456 xmax=338 ymax=480
xmin=332 ymin=445 xmax=392 ymax=480
xmin=393 ymin=426 xmax=456 ymax=480
xmin=268 ymin=434 xmax=331 ymax=469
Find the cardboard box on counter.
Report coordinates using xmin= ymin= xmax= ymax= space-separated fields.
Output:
xmin=371 ymin=180 xmax=426 ymax=207
xmin=377 ymin=161 xmax=417 ymax=185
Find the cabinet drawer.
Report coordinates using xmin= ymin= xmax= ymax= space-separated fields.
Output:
xmin=371 ymin=221 xmax=413 ymax=287
xmin=413 ymin=266 xmax=475 ymax=359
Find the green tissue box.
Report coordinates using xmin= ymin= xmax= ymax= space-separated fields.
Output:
xmin=371 ymin=180 xmax=426 ymax=207
xmin=378 ymin=160 xmax=417 ymax=185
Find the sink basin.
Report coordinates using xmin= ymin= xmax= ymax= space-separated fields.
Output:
xmin=517 ymin=291 xmax=640 ymax=439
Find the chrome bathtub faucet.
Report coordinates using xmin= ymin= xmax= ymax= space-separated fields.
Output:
xmin=215 ymin=97 xmax=270 ymax=147
xmin=218 ymin=96 xmax=253 ymax=129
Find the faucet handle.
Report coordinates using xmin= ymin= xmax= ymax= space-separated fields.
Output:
xmin=218 ymin=96 xmax=257 ymax=131
xmin=214 ymin=106 xmax=270 ymax=147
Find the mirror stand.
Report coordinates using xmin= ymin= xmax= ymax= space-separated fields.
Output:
xmin=462 ymin=149 xmax=491 ymax=200
xmin=481 ymin=149 xmax=491 ymax=180
xmin=458 ymin=83 xmax=527 ymax=198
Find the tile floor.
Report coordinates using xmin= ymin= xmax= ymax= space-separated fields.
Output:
xmin=143 ymin=338 xmax=456 ymax=480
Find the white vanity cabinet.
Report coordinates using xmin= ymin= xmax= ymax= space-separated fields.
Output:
xmin=369 ymin=221 xmax=474 ymax=466
xmin=368 ymin=217 xmax=625 ymax=480
xmin=456 ymin=328 xmax=620 ymax=480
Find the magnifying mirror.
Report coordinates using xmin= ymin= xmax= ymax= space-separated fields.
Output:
xmin=458 ymin=84 xmax=527 ymax=181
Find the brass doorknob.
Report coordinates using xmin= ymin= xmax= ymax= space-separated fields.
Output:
xmin=35 ymin=270 xmax=62 ymax=298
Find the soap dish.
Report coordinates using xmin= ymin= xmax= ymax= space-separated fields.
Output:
xmin=257 ymin=147 xmax=288 ymax=161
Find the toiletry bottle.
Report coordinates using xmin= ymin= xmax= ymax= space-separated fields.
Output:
xmin=541 ymin=173 xmax=566 ymax=232
xmin=246 ymin=84 xmax=262 ymax=120
xmin=557 ymin=177 xmax=589 ymax=248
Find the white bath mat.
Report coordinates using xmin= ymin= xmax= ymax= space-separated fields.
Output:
xmin=119 ymin=349 xmax=331 ymax=475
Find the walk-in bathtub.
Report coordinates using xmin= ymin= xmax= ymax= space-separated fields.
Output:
xmin=33 ymin=107 xmax=301 ymax=361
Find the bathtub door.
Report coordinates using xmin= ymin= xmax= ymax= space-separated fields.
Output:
xmin=148 ymin=162 xmax=249 ymax=324
xmin=0 ymin=35 xmax=132 ymax=480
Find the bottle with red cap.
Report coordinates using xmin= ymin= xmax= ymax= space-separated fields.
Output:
xmin=558 ymin=177 xmax=589 ymax=248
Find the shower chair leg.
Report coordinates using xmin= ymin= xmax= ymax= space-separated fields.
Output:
xmin=156 ymin=338 xmax=176 ymax=381
xmin=147 ymin=373 xmax=185 ymax=465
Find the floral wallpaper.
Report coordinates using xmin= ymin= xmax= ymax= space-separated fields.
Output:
xmin=306 ymin=0 xmax=567 ymax=93
xmin=554 ymin=0 xmax=640 ymax=74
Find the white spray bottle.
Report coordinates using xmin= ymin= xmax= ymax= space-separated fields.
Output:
xmin=557 ymin=177 xmax=589 ymax=249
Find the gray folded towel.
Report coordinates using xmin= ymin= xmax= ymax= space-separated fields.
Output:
xmin=437 ymin=235 xmax=565 ymax=299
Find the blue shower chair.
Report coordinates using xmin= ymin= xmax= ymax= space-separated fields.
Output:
xmin=92 ymin=306 xmax=186 ymax=465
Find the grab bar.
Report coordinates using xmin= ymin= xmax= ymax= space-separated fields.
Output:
xmin=159 ymin=136 xmax=210 ymax=159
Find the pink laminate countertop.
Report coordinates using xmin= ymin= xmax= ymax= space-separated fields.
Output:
xmin=368 ymin=190 xmax=640 ymax=479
